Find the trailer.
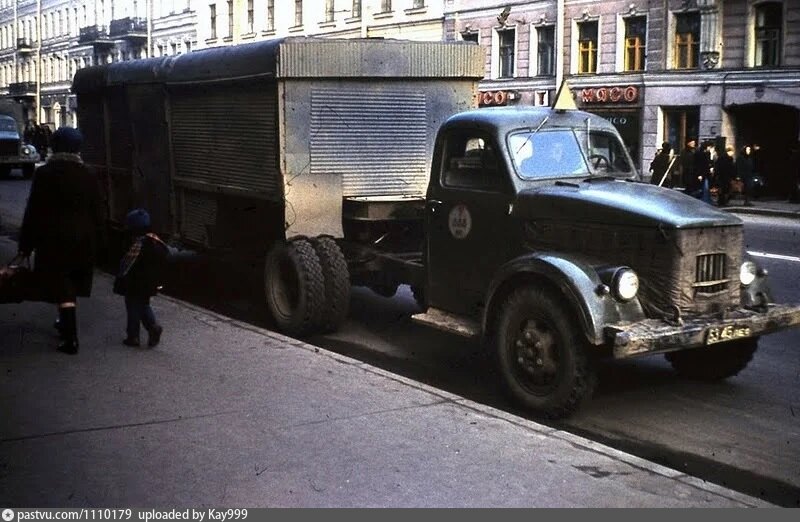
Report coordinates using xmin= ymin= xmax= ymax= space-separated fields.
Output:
xmin=72 ymin=37 xmax=484 ymax=336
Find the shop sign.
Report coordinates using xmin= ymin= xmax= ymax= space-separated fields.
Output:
xmin=580 ymin=86 xmax=639 ymax=104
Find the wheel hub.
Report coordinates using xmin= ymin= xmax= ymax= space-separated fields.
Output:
xmin=513 ymin=319 xmax=558 ymax=386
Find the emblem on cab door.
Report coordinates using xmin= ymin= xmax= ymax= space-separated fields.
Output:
xmin=448 ymin=204 xmax=472 ymax=239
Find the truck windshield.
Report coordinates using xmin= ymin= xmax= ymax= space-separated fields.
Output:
xmin=509 ymin=129 xmax=589 ymax=179
xmin=0 ymin=119 xmax=17 ymax=132
xmin=576 ymin=130 xmax=634 ymax=177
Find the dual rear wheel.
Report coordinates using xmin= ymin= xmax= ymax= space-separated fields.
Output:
xmin=264 ymin=236 xmax=350 ymax=337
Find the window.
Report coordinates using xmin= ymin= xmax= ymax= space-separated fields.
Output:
xmin=227 ymin=0 xmax=234 ymax=37
xmin=266 ymin=0 xmax=274 ymax=30
xmin=325 ymin=0 xmax=334 ymax=23
xmin=755 ymin=2 xmax=781 ymax=67
xmin=412 ymin=0 xmax=425 ymax=8
xmin=509 ymin=130 xmax=587 ymax=179
xmin=624 ymin=16 xmax=646 ymax=71
xmin=352 ymin=1 xmax=361 ymax=18
xmin=578 ymin=21 xmax=598 ymax=74
xmin=461 ymin=31 xmax=478 ymax=44
xmin=209 ymin=4 xmax=217 ymax=39
xmin=674 ymin=13 xmax=700 ymax=69
xmin=498 ymin=28 xmax=515 ymax=78
xmin=537 ymin=25 xmax=555 ymax=76
xmin=247 ymin=0 xmax=254 ymax=33
xmin=295 ymin=0 xmax=303 ymax=26
xmin=442 ymin=134 xmax=504 ymax=191
xmin=185 ymin=40 xmax=192 ymax=52
xmin=380 ymin=1 xmax=391 ymax=14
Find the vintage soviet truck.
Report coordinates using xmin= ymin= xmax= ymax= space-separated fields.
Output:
xmin=0 ymin=114 xmax=37 ymax=178
xmin=73 ymin=38 xmax=800 ymax=418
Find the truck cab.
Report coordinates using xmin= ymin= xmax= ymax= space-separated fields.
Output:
xmin=0 ymin=114 xmax=37 ymax=179
xmin=414 ymin=103 xmax=800 ymax=418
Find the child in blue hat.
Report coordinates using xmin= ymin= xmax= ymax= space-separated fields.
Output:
xmin=114 ymin=208 xmax=169 ymax=347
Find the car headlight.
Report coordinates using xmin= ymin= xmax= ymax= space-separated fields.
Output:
xmin=740 ymin=261 xmax=757 ymax=286
xmin=612 ymin=268 xmax=639 ymax=301
xmin=21 ymin=146 xmax=30 ymax=155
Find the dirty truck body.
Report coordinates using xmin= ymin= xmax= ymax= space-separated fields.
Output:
xmin=73 ymin=38 xmax=800 ymax=418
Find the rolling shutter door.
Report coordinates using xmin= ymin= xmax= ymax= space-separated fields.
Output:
xmin=169 ymin=82 xmax=280 ymax=198
xmin=310 ymin=87 xmax=428 ymax=196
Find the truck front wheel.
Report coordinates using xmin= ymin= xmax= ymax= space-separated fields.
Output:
xmin=665 ymin=338 xmax=758 ymax=380
xmin=496 ymin=287 xmax=597 ymax=419
xmin=264 ymin=238 xmax=326 ymax=337
xmin=22 ymin=164 xmax=35 ymax=179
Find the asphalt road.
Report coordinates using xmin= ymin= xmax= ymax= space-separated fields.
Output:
xmin=1 ymin=175 xmax=798 ymax=506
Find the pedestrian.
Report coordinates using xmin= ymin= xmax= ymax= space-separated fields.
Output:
xmin=23 ymin=120 xmax=36 ymax=146
xmin=17 ymin=127 xmax=106 ymax=354
xmin=737 ymin=145 xmax=756 ymax=206
xmin=688 ymin=140 xmax=712 ymax=199
xmin=714 ymin=145 xmax=736 ymax=206
xmin=33 ymin=123 xmax=48 ymax=159
xmin=113 ymin=208 xmax=168 ymax=348
xmin=649 ymin=142 xmax=674 ymax=186
xmin=680 ymin=139 xmax=697 ymax=191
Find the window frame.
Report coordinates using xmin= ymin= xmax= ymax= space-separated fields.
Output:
xmin=577 ymin=21 xmax=598 ymax=74
xmin=754 ymin=2 xmax=782 ymax=67
xmin=623 ymin=16 xmax=646 ymax=72
xmin=536 ymin=25 xmax=555 ymax=77
xmin=673 ymin=12 xmax=700 ymax=70
xmin=496 ymin=27 xmax=516 ymax=79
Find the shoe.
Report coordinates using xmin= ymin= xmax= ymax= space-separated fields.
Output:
xmin=122 ymin=337 xmax=141 ymax=347
xmin=147 ymin=324 xmax=163 ymax=347
xmin=57 ymin=340 xmax=78 ymax=355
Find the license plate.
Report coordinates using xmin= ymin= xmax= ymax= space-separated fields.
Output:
xmin=705 ymin=325 xmax=752 ymax=345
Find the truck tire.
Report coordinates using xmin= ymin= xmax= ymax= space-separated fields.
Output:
xmin=495 ymin=286 xmax=597 ymax=419
xmin=264 ymin=238 xmax=326 ymax=337
xmin=310 ymin=236 xmax=350 ymax=333
xmin=665 ymin=338 xmax=758 ymax=380
xmin=22 ymin=164 xmax=35 ymax=179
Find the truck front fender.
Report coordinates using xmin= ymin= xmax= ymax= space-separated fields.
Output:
xmin=483 ymin=252 xmax=645 ymax=346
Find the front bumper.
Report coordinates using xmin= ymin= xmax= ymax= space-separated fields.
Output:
xmin=607 ymin=304 xmax=800 ymax=358
xmin=0 ymin=157 xmax=36 ymax=165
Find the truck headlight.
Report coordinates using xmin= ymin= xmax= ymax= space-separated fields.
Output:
xmin=740 ymin=261 xmax=757 ymax=286
xmin=612 ymin=268 xmax=639 ymax=301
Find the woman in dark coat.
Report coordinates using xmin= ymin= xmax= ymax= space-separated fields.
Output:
xmin=17 ymin=127 xmax=105 ymax=354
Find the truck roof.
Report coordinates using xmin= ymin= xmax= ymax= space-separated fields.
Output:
xmin=440 ymin=106 xmax=620 ymax=137
xmin=73 ymin=37 xmax=484 ymax=93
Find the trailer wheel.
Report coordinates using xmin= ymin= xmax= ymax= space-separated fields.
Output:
xmin=665 ymin=338 xmax=758 ymax=380
xmin=495 ymin=286 xmax=597 ymax=419
xmin=310 ymin=236 xmax=350 ymax=333
xmin=264 ymin=238 xmax=326 ymax=337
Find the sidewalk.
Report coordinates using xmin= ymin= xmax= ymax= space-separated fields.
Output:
xmin=0 ymin=234 xmax=772 ymax=507
xmin=722 ymin=197 xmax=800 ymax=220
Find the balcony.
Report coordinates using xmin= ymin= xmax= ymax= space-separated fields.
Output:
xmin=78 ymin=25 xmax=115 ymax=48
xmin=16 ymin=38 xmax=36 ymax=54
xmin=8 ymin=82 xmax=37 ymax=99
xmin=109 ymin=17 xmax=148 ymax=41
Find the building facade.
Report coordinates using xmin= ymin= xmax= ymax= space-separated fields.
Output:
xmin=0 ymin=0 xmax=197 ymax=128
xmin=445 ymin=0 xmax=800 ymax=195
xmin=195 ymin=0 xmax=444 ymax=47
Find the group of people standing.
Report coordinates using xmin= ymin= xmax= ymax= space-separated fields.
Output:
xmin=649 ymin=139 xmax=760 ymax=206
xmin=23 ymin=120 xmax=53 ymax=160
xmin=15 ymin=126 xmax=167 ymax=355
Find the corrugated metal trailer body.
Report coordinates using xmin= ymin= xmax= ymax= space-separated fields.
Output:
xmin=72 ymin=37 xmax=483 ymax=245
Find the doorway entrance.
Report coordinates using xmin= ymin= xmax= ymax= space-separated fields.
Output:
xmin=728 ymin=103 xmax=800 ymax=197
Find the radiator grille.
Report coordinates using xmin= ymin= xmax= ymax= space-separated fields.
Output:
xmin=694 ymin=253 xmax=729 ymax=294
xmin=0 ymin=139 xmax=18 ymax=155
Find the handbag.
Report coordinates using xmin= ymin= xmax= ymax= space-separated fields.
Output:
xmin=0 ymin=256 xmax=36 ymax=304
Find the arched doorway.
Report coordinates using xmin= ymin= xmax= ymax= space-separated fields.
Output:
xmin=728 ymin=103 xmax=800 ymax=197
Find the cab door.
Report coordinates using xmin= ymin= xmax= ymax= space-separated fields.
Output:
xmin=426 ymin=131 xmax=515 ymax=318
